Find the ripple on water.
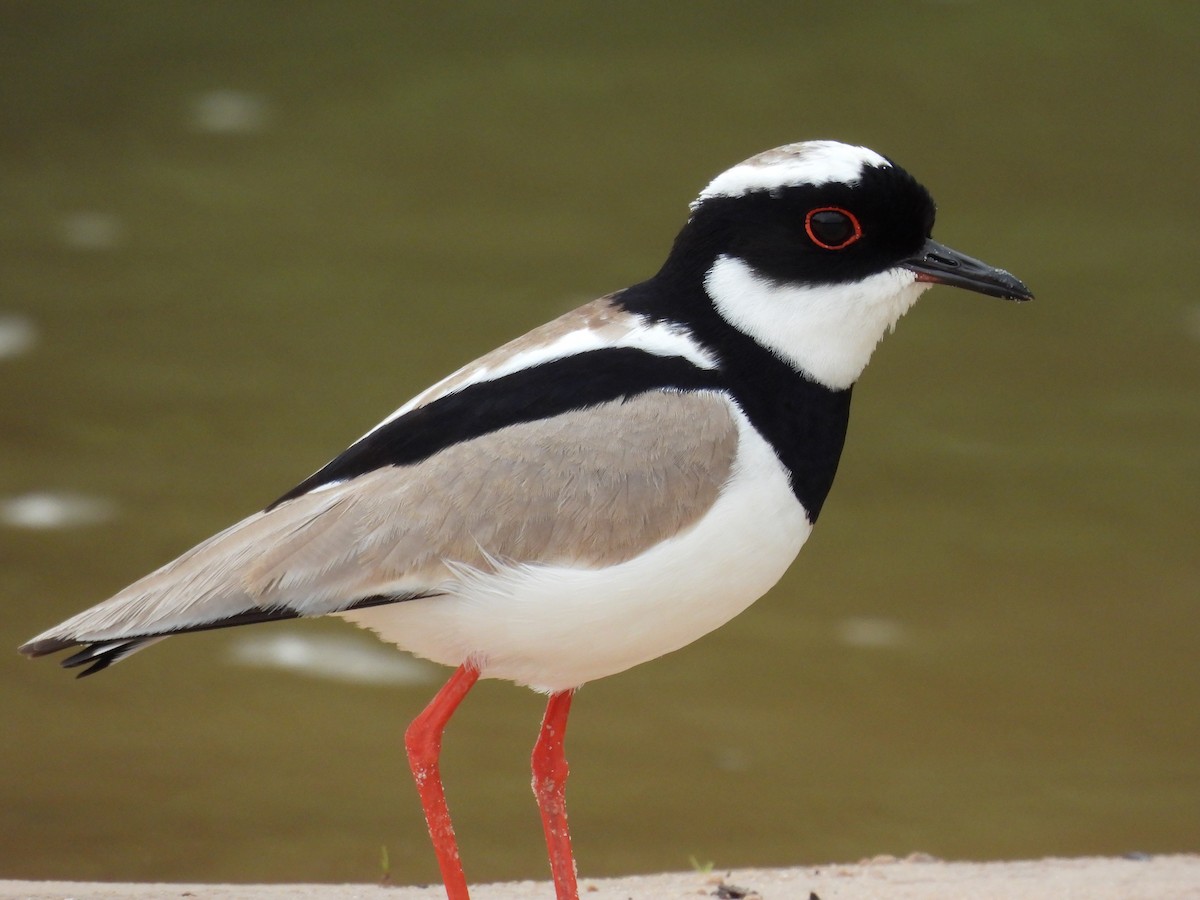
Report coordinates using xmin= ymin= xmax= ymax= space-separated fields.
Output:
xmin=0 ymin=491 xmax=117 ymax=529
xmin=1185 ymin=304 xmax=1200 ymax=341
xmin=59 ymin=211 xmax=125 ymax=250
xmin=190 ymin=89 xmax=270 ymax=133
xmin=835 ymin=616 xmax=908 ymax=649
xmin=0 ymin=314 xmax=37 ymax=360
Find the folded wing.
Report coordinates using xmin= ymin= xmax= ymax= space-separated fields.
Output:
xmin=21 ymin=388 xmax=738 ymax=675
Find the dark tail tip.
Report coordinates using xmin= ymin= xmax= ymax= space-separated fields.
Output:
xmin=19 ymin=635 xmax=153 ymax=677
xmin=18 ymin=637 xmax=78 ymax=659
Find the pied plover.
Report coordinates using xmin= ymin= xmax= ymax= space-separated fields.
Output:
xmin=21 ymin=140 xmax=1032 ymax=900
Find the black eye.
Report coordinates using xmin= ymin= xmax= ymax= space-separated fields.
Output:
xmin=804 ymin=207 xmax=862 ymax=250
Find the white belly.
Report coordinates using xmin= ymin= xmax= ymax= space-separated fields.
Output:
xmin=339 ymin=410 xmax=811 ymax=692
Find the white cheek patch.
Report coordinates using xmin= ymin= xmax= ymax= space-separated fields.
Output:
xmin=704 ymin=255 xmax=929 ymax=390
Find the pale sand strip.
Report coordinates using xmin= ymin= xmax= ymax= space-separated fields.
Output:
xmin=3 ymin=855 xmax=1199 ymax=900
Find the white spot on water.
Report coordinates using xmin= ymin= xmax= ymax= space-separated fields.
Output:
xmin=1184 ymin=305 xmax=1200 ymax=341
xmin=712 ymin=746 xmax=752 ymax=773
xmin=0 ymin=314 xmax=37 ymax=360
xmin=227 ymin=632 xmax=435 ymax=686
xmin=0 ymin=491 xmax=117 ymax=529
xmin=835 ymin=617 xmax=907 ymax=649
xmin=191 ymin=90 xmax=270 ymax=133
xmin=60 ymin=212 xmax=124 ymax=250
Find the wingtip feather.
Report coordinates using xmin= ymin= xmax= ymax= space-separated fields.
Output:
xmin=19 ymin=633 xmax=161 ymax=675
xmin=18 ymin=636 xmax=78 ymax=658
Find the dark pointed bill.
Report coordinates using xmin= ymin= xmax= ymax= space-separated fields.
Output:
xmin=904 ymin=239 xmax=1034 ymax=302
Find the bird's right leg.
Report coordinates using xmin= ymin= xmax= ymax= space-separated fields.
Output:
xmin=531 ymin=688 xmax=579 ymax=900
xmin=405 ymin=663 xmax=481 ymax=900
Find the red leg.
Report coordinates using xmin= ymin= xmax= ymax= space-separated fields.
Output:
xmin=531 ymin=689 xmax=579 ymax=900
xmin=406 ymin=664 xmax=480 ymax=900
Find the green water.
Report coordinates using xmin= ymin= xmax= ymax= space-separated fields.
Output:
xmin=2 ymin=1 xmax=1198 ymax=887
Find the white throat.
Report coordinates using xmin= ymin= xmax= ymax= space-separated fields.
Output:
xmin=704 ymin=254 xmax=930 ymax=390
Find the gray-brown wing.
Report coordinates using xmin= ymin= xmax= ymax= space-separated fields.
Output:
xmin=20 ymin=390 xmax=739 ymax=669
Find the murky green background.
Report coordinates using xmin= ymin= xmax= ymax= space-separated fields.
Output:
xmin=2 ymin=1 xmax=1197 ymax=888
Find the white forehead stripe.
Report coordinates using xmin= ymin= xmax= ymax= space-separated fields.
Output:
xmin=694 ymin=141 xmax=891 ymax=208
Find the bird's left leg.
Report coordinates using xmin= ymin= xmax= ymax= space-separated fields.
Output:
xmin=531 ymin=688 xmax=579 ymax=900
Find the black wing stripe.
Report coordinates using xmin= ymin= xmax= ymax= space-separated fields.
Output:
xmin=268 ymin=347 xmax=720 ymax=510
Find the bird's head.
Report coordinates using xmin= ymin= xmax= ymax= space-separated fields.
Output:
xmin=659 ymin=140 xmax=1032 ymax=389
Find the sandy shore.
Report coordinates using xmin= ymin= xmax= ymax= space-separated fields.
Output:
xmin=3 ymin=855 xmax=1199 ymax=899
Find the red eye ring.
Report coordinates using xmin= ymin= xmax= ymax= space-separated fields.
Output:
xmin=804 ymin=206 xmax=863 ymax=250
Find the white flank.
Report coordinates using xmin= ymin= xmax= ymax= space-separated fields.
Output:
xmin=704 ymin=254 xmax=929 ymax=390
xmin=339 ymin=403 xmax=810 ymax=692
xmin=695 ymin=140 xmax=890 ymax=207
